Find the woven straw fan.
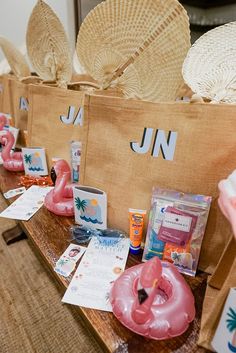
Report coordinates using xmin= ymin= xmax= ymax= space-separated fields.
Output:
xmin=0 ymin=37 xmax=30 ymax=79
xmin=183 ymin=22 xmax=236 ymax=104
xmin=76 ymin=0 xmax=190 ymax=102
xmin=26 ymin=0 xmax=72 ymax=88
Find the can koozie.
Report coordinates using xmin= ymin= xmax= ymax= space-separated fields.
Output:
xmin=73 ymin=185 xmax=107 ymax=230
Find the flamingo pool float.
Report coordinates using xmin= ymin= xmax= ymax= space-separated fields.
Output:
xmin=0 ymin=131 xmax=24 ymax=172
xmin=110 ymin=257 xmax=195 ymax=340
xmin=218 ymin=170 xmax=236 ymax=239
xmin=44 ymin=159 xmax=75 ymax=216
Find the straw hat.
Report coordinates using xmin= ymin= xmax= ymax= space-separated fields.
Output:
xmin=183 ymin=22 xmax=236 ymax=103
xmin=26 ymin=0 xmax=72 ymax=88
xmin=76 ymin=0 xmax=190 ymax=102
xmin=0 ymin=37 xmax=30 ymax=79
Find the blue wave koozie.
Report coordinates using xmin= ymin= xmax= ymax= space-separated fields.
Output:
xmin=22 ymin=147 xmax=48 ymax=176
xmin=73 ymin=186 xmax=107 ymax=230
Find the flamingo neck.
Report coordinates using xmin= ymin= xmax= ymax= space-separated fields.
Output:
xmin=132 ymin=286 xmax=157 ymax=325
xmin=52 ymin=173 xmax=69 ymax=203
xmin=1 ymin=133 xmax=14 ymax=160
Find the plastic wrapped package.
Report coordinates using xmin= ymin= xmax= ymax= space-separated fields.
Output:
xmin=143 ymin=188 xmax=212 ymax=276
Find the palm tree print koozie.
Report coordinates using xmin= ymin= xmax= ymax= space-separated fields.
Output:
xmin=73 ymin=186 xmax=107 ymax=230
xmin=227 ymin=307 xmax=236 ymax=352
xmin=22 ymin=147 xmax=48 ymax=176
xmin=212 ymin=288 xmax=236 ymax=353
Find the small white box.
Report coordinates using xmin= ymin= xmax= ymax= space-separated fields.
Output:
xmin=73 ymin=185 xmax=107 ymax=230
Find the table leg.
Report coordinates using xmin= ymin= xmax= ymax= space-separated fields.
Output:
xmin=2 ymin=224 xmax=27 ymax=245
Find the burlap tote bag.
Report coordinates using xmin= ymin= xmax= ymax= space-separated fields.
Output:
xmin=80 ymin=94 xmax=236 ymax=274
xmin=1 ymin=74 xmax=16 ymax=120
xmin=0 ymin=75 xmax=4 ymax=112
xmin=9 ymin=79 xmax=29 ymax=146
xmin=27 ymin=84 xmax=89 ymax=168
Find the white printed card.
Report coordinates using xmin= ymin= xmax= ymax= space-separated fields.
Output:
xmin=62 ymin=237 xmax=130 ymax=311
xmin=0 ymin=185 xmax=52 ymax=221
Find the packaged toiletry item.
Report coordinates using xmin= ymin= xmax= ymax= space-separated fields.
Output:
xmin=158 ymin=206 xmax=198 ymax=247
xmin=143 ymin=188 xmax=212 ymax=276
xmin=70 ymin=141 xmax=82 ymax=183
xmin=129 ymin=209 xmax=146 ymax=255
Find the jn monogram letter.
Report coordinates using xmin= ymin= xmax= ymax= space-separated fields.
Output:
xmin=130 ymin=128 xmax=178 ymax=161
xmin=60 ymin=106 xmax=83 ymax=126
xmin=19 ymin=97 xmax=29 ymax=111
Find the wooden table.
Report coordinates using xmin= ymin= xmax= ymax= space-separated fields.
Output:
xmin=0 ymin=166 xmax=210 ymax=353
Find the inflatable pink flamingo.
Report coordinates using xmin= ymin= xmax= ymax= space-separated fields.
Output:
xmin=0 ymin=131 xmax=24 ymax=172
xmin=110 ymin=257 xmax=195 ymax=340
xmin=218 ymin=170 xmax=236 ymax=239
xmin=44 ymin=159 xmax=75 ymax=216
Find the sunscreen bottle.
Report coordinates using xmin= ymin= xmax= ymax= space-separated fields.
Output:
xmin=129 ymin=208 xmax=146 ymax=255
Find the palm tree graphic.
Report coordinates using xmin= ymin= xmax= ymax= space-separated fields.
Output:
xmin=75 ymin=197 xmax=87 ymax=212
xmin=24 ymin=154 xmax=32 ymax=165
xmin=227 ymin=307 xmax=236 ymax=352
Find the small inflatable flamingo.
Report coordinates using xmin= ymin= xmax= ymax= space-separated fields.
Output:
xmin=0 ymin=131 xmax=24 ymax=172
xmin=44 ymin=159 xmax=75 ymax=216
xmin=110 ymin=257 xmax=195 ymax=340
xmin=218 ymin=170 xmax=236 ymax=239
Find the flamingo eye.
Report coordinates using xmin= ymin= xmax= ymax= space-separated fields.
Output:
xmin=138 ymin=288 xmax=148 ymax=304
xmin=50 ymin=166 xmax=57 ymax=185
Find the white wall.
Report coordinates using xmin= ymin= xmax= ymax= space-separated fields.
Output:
xmin=80 ymin=0 xmax=102 ymax=21
xmin=0 ymin=0 xmax=76 ymax=61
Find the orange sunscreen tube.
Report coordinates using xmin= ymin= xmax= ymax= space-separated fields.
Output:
xmin=129 ymin=208 xmax=146 ymax=255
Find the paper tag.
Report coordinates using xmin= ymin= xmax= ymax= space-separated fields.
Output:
xmin=54 ymin=244 xmax=86 ymax=278
xmin=4 ymin=187 xmax=26 ymax=199
xmin=162 ymin=212 xmax=192 ymax=232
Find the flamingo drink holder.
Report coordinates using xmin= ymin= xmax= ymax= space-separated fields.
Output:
xmin=44 ymin=159 xmax=75 ymax=216
xmin=110 ymin=257 xmax=195 ymax=340
xmin=0 ymin=131 xmax=24 ymax=172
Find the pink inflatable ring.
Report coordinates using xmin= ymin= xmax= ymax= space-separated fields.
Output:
xmin=110 ymin=257 xmax=195 ymax=340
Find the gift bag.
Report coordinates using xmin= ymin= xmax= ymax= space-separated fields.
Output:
xmin=27 ymin=84 xmax=89 ymax=169
xmin=198 ymin=237 xmax=236 ymax=351
xmin=9 ymin=79 xmax=29 ymax=146
xmin=0 ymin=75 xmax=4 ymax=112
xmin=1 ymin=74 xmax=16 ymax=120
xmin=80 ymin=94 xmax=236 ymax=274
